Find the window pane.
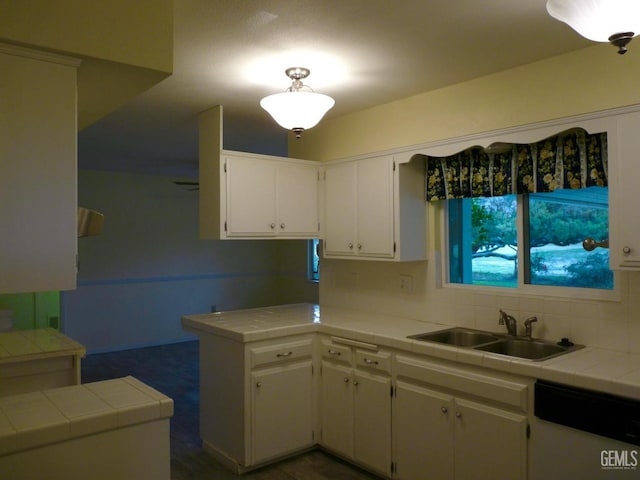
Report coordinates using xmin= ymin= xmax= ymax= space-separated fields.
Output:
xmin=527 ymin=187 xmax=613 ymax=289
xmin=448 ymin=195 xmax=517 ymax=287
xmin=309 ymin=238 xmax=320 ymax=282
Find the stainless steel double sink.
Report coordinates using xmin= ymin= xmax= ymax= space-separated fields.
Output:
xmin=408 ymin=327 xmax=583 ymax=361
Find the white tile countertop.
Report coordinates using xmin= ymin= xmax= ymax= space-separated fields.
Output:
xmin=0 ymin=376 xmax=173 ymax=456
xmin=182 ymin=303 xmax=640 ymax=401
xmin=0 ymin=328 xmax=85 ymax=364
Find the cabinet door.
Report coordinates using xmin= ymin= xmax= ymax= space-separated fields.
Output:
xmin=612 ymin=112 xmax=640 ymax=267
xmin=251 ymin=361 xmax=314 ymax=464
xmin=353 ymin=371 xmax=392 ymax=476
xmin=0 ymin=50 xmax=77 ymax=293
xmin=356 ymin=156 xmax=395 ymax=258
xmin=320 ymin=361 xmax=354 ymax=457
xmin=324 ymin=162 xmax=357 ymax=256
xmin=454 ymin=398 xmax=527 ymax=480
xmin=277 ymin=163 xmax=319 ymax=236
xmin=226 ymin=155 xmax=277 ymax=236
xmin=393 ymin=381 xmax=454 ymax=480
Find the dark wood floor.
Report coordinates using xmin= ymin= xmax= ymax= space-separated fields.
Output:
xmin=82 ymin=340 xmax=379 ymax=480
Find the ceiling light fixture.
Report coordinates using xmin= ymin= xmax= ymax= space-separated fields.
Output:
xmin=546 ymin=0 xmax=640 ymax=54
xmin=260 ymin=67 xmax=335 ymax=138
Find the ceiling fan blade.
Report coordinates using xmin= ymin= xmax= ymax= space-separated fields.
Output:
xmin=173 ymin=180 xmax=200 ymax=186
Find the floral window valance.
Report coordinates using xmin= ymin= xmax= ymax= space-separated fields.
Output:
xmin=425 ymin=128 xmax=607 ymax=201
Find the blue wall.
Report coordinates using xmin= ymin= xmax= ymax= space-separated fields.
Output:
xmin=63 ymin=170 xmax=317 ymax=353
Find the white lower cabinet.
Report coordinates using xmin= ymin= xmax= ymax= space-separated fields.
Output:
xmin=319 ymin=337 xmax=392 ymax=477
xmin=251 ymin=362 xmax=314 ymax=463
xmin=321 ymin=361 xmax=354 ymax=456
xmin=393 ymin=381 xmax=454 ymax=479
xmin=353 ymin=369 xmax=392 ymax=474
xmin=392 ymin=355 xmax=529 ymax=480
xmin=198 ymin=333 xmax=315 ymax=473
xmin=193 ymin=325 xmax=532 ymax=478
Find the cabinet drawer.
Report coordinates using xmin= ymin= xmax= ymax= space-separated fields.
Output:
xmin=395 ymin=354 xmax=529 ymax=411
xmin=250 ymin=338 xmax=313 ymax=368
xmin=355 ymin=349 xmax=391 ymax=374
xmin=319 ymin=340 xmax=352 ymax=365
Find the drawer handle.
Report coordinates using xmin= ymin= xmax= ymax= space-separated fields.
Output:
xmin=276 ymin=351 xmax=293 ymax=358
xmin=363 ymin=358 xmax=379 ymax=365
xmin=327 ymin=349 xmax=341 ymax=356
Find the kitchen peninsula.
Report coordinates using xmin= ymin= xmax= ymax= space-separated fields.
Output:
xmin=0 ymin=328 xmax=85 ymax=397
xmin=182 ymin=303 xmax=640 ymax=478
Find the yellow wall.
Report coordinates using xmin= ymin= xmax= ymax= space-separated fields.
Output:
xmin=0 ymin=0 xmax=174 ymax=129
xmin=290 ymin=44 xmax=640 ymax=161
xmin=0 ymin=0 xmax=172 ymax=72
xmin=295 ymin=43 xmax=640 ymax=355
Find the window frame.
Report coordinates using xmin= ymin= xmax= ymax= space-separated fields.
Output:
xmin=438 ymin=196 xmax=621 ymax=302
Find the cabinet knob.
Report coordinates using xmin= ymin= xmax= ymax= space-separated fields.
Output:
xmin=357 ymin=243 xmax=362 ymax=250
xmin=280 ymin=223 xmax=285 ymax=230
xmin=343 ymin=377 xmax=350 ymax=383
xmin=348 ymin=243 xmax=354 ymax=250
xmin=441 ymin=406 xmax=448 ymax=414
xmin=353 ymin=380 xmax=359 ymax=386
xmin=270 ymin=223 xmax=276 ymax=229
xmin=623 ymin=246 xmax=632 ymax=255
xmin=455 ymin=411 xmax=462 ymax=418
xmin=256 ymin=381 xmax=262 ymax=388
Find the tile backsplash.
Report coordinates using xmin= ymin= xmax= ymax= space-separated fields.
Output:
xmin=319 ymin=253 xmax=640 ymax=355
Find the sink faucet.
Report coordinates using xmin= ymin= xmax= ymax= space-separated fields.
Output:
xmin=498 ymin=309 xmax=518 ymax=336
xmin=524 ymin=316 xmax=538 ymax=340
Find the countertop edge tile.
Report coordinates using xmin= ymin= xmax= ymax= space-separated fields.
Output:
xmin=14 ymin=419 xmax=70 ymax=452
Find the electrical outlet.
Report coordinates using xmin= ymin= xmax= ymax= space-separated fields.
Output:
xmin=48 ymin=316 xmax=60 ymax=329
xmin=399 ymin=275 xmax=413 ymax=292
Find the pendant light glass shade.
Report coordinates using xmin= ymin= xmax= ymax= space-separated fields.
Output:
xmin=260 ymin=67 xmax=335 ymax=138
xmin=546 ymin=0 xmax=640 ymax=53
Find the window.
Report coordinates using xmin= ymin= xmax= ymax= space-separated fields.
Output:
xmin=449 ymin=195 xmax=517 ymax=288
xmin=308 ymin=238 xmax=320 ymax=282
xmin=447 ymin=187 xmax=613 ymax=291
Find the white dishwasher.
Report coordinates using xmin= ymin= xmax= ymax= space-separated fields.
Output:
xmin=531 ymin=380 xmax=639 ymax=480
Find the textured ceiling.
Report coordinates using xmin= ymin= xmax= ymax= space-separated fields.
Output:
xmin=78 ymin=0 xmax=592 ymax=177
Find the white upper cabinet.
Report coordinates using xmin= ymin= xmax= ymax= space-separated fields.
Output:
xmin=323 ymin=154 xmax=426 ymax=261
xmin=226 ymin=154 xmax=277 ymax=236
xmin=609 ymin=110 xmax=640 ymax=269
xmin=0 ymin=46 xmax=80 ymax=294
xmin=323 ymin=161 xmax=359 ymax=256
xmin=224 ymin=152 xmax=320 ymax=238
xmin=199 ymin=106 xmax=320 ymax=240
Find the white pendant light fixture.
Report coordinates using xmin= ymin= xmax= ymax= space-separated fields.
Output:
xmin=546 ymin=0 xmax=640 ymax=54
xmin=260 ymin=67 xmax=335 ymax=138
